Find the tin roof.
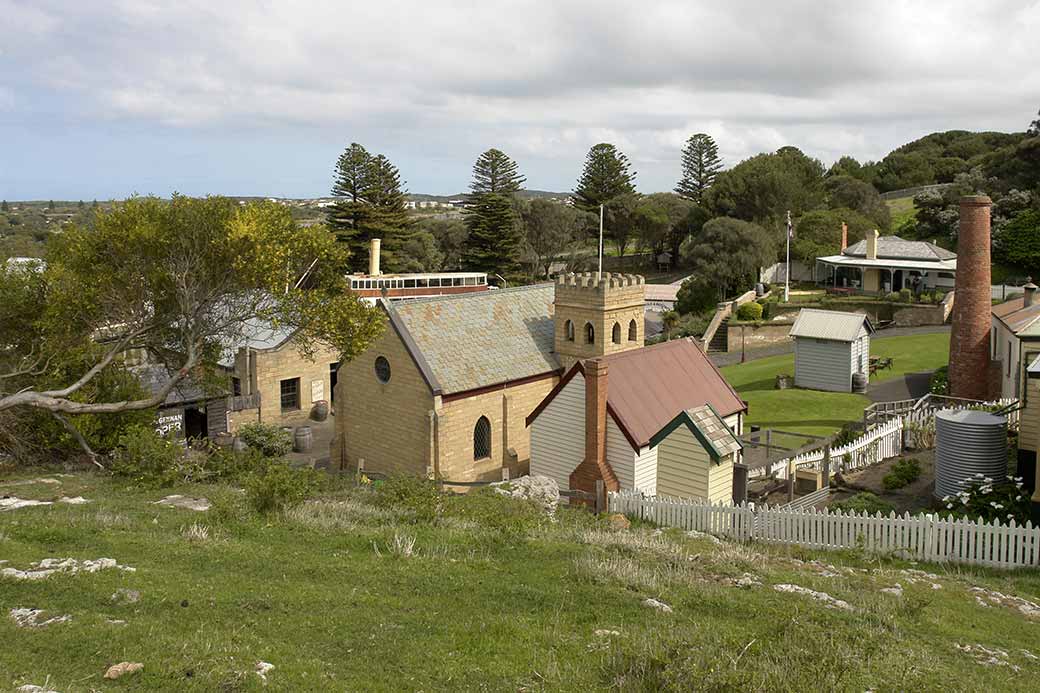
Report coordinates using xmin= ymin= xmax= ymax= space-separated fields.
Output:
xmin=789 ymin=308 xmax=874 ymax=342
xmin=129 ymin=364 xmax=224 ymax=407
xmin=992 ymin=296 xmax=1040 ymax=336
xmin=649 ymin=404 xmax=742 ymax=460
xmin=843 ymin=236 xmax=956 ymax=261
xmin=527 ymin=338 xmax=746 ymax=449
xmin=390 ymin=284 xmax=560 ymax=395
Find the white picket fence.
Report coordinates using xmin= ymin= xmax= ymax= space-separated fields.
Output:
xmin=608 ymin=492 xmax=1040 ymax=569
xmin=749 ymin=397 xmax=1019 ymax=481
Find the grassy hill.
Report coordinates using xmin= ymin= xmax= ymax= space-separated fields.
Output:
xmin=2 ymin=470 xmax=1038 ymax=691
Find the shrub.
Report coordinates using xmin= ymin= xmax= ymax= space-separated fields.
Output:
xmin=374 ymin=474 xmax=443 ymax=522
xmin=929 ymin=366 xmax=949 ymax=395
xmin=884 ymin=291 xmax=901 ymax=302
xmin=882 ymin=458 xmax=922 ymax=490
xmin=444 ymin=488 xmax=546 ymax=540
xmin=110 ymin=425 xmax=190 ymax=486
xmin=238 ymin=422 xmax=293 ymax=458
xmin=243 ymin=461 xmax=321 ymax=515
xmin=831 ymin=422 xmax=863 ymax=448
xmin=735 ymin=302 xmax=763 ymax=321
xmin=898 ymin=288 xmax=913 ymax=303
xmin=830 ymin=492 xmax=895 ymax=516
xmin=205 ymin=446 xmax=268 ymax=482
xmin=940 ymin=474 xmax=1032 ymax=524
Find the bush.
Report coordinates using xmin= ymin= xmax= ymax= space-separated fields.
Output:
xmin=243 ymin=460 xmax=321 ymax=515
xmin=940 ymin=474 xmax=1032 ymax=524
xmin=898 ymin=288 xmax=912 ymax=303
xmin=735 ymin=302 xmax=763 ymax=321
xmin=444 ymin=488 xmax=546 ymax=540
xmin=830 ymin=492 xmax=895 ymax=516
xmin=238 ymin=422 xmax=293 ymax=458
xmin=374 ymin=474 xmax=443 ymax=522
xmin=929 ymin=366 xmax=949 ymax=395
xmin=884 ymin=291 xmax=901 ymax=302
xmin=110 ymin=425 xmax=191 ymax=486
xmin=831 ymin=422 xmax=863 ymax=448
xmin=882 ymin=458 xmax=922 ymax=490
xmin=675 ymin=278 xmax=718 ymax=316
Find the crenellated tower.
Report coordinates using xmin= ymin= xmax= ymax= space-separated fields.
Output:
xmin=553 ymin=272 xmax=645 ymax=370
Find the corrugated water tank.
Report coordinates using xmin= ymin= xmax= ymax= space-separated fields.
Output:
xmin=933 ymin=409 xmax=1008 ymax=499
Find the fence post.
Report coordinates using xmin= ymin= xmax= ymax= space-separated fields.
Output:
xmin=787 ymin=459 xmax=795 ymax=503
xmin=594 ymin=479 xmax=605 ymax=515
xmin=822 ymin=446 xmax=831 ymax=489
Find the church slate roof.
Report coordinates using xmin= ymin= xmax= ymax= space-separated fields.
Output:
xmin=388 ymin=284 xmax=560 ymax=396
xmin=842 ymin=236 xmax=956 ymax=261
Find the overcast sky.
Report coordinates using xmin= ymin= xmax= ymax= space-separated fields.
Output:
xmin=1 ymin=1 xmax=1038 ymax=200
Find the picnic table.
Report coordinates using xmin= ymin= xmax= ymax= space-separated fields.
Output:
xmin=869 ymin=356 xmax=893 ymax=376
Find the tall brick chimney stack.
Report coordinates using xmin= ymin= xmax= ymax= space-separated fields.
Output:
xmin=840 ymin=222 xmax=848 ymax=252
xmin=569 ymin=358 xmax=619 ymax=503
xmin=948 ymin=195 xmax=995 ymax=401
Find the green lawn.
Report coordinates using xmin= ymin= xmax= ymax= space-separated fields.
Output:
xmin=886 ymin=195 xmax=917 ymax=228
xmin=721 ymin=332 xmax=950 ymax=438
xmin=2 ymin=472 xmax=1039 ymax=691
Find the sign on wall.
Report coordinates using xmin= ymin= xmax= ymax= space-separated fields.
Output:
xmin=310 ymin=379 xmax=324 ymax=403
xmin=155 ymin=410 xmax=185 ymax=439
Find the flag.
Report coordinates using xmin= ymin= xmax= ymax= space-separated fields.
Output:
xmin=786 ymin=210 xmax=794 ymax=239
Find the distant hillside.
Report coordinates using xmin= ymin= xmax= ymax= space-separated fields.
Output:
xmin=407 ymin=189 xmax=570 ymax=202
xmin=844 ymin=129 xmax=1034 ymax=192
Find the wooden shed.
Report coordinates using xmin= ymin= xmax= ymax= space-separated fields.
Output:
xmin=789 ymin=309 xmax=874 ymax=393
xmin=649 ymin=404 xmax=742 ymax=503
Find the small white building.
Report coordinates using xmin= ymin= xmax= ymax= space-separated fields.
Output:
xmin=790 ymin=309 xmax=874 ymax=393
xmin=650 ymin=405 xmax=742 ymax=503
xmin=526 ymin=338 xmax=746 ymax=498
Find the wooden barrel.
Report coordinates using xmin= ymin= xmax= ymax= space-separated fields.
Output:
xmin=310 ymin=400 xmax=330 ymax=422
xmin=851 ymin=372 xmax=868 ymax=393
xmin=293 ymin=426 xmax=313 ymax=453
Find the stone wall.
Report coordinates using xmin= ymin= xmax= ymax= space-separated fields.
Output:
xmin=436 ymin=374 xmax=558 ymax=482
xmin=234 ymin=339 xmax=341 ymax=427
xmin=771 ymin=300 xmax=946 ymax=327
xmin=725 ymin=321 xmax=795 ymax=352
xmin=333 ymin=326 xmax=435 ymax=475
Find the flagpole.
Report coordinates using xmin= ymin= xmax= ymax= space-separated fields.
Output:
xmin=784 ymin=209 xmax=791 ymax=303
xmin=598 ymin=204 xmax=604 ymax=279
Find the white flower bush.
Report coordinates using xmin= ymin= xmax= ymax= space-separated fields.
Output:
xmin=941 ymin=474 xmax=1031 ymax=524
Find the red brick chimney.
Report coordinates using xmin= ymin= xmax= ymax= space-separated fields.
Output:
xmin=840 ymin=222 xmax=848 ymax=252
xmin=570 ymin=358 xmax=619 ymax=503
xmin=949 ymin=195 xmax=995 ymax=401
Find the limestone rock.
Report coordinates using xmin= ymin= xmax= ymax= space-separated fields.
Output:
xmin=155 ymin=495 xmax=211 ymax=511
xmin=607 ymin=513 xmax=631 ymax=530
xmin=773 ymin=583 xmax=854 ymax=611
xmin=111 ymin=588 xmax=142 ymax=605
xmin=10 ymin=608 xmax=71 ymax=628
xmin=104 ymin=662 xmax=144 ymax=679
xmin=642 ymin=598 xmax=673 ymax=613
xmin=256 ymin=661 xmax=275 ymax=684
xmin=491 ymin=475 xmax=559 ymax=515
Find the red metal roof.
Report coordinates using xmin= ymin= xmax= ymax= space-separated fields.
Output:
xmin=527 ymin=337 xmax=746 ymax=449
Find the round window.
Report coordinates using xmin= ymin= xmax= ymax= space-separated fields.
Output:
xmin=374 ymin=356 xmax=391 ymax=383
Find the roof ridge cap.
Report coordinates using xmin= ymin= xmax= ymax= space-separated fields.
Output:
xmin=396 ymin=282 xmax=553 ymax=308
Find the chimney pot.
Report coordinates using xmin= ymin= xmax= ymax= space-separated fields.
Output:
xmin=840 ymin=222 xmax=848 ymax=252
xmin=866 ymin=229 xmax=879 ymax=260
xmin=369 ymin=238 xmax=381 ymax=276
xmin=1024 ymin=277 xmax=1037 ymax=308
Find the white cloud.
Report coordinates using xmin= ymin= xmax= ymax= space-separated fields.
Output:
xmin=2 ymin=0 xmax=1039 ymax=194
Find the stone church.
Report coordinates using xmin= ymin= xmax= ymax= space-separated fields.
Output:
xmin=330 ymin=272 xmax=646 ymax=482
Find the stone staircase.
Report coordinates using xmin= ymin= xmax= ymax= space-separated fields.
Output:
xmin=707 ymin=317 xmax=729 ymax=353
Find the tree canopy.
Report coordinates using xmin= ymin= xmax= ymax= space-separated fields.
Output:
xmin=705 ymin=146 xmax=824 ymax=229
xmin=680 ymin=217 xmax=777 ymax=299
xmin=675 ymin=134 xmax=723 ymax=203
xmin=327 ymin=143 xmax=413 ymax=272
xmin=791 ymin=208 xmax=873 ymax=267
xmin=462 ymin=149 xmax=525 ymax=277
xmin=519 ymin=199 xmax=590 ymax=278
xmin=573 ymin=143 xmax=636 ymax=213
xmin=0 ymin=196 xmax=384 ymax=458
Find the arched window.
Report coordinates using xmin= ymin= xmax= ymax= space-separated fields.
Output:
xmin=473 ymin=416 xmax=491 ymax=460
xmin=585 ymin=322 xmax=595 ymax=345
xmin=565 ymin=319 xmax=575 ymax=342
xmin=611 ymin=322 xmax=621 ymax=344
xmin=628 ymin=319 xmax=638 ymax=342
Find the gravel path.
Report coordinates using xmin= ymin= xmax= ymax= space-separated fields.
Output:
xmin=710 ymin=325 xmax=950 ymax=368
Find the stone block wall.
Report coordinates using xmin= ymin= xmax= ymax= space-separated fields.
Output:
xmin=240 ymin=341 xmax=341 ymax=427
xmin=554 ymin=272 xmax=645 ymax=370
xmin=333 ymin=327 xmax=434 ymax=475
xmin=436 ymin=374 xmax=558 ymax=482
